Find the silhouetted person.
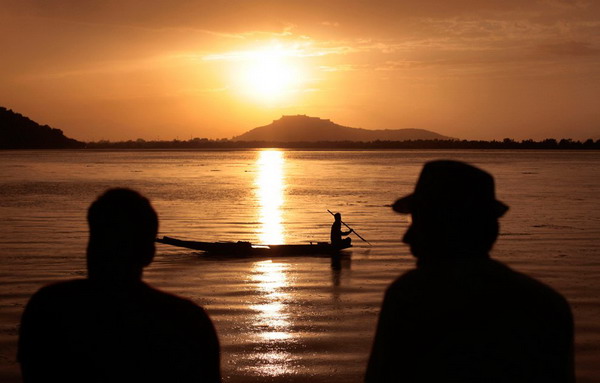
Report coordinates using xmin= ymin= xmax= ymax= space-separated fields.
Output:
xmin=331 ymin=212 xmax=353 ymax=247
xmin=366 ymin=160 xmax=574 ymax=383
xmin=18 ymin=188 xmax=221 ymax=383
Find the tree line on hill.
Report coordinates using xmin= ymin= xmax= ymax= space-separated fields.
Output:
xmin=2 ymin=106 xmax=599 ymax=150
xmin=85 ymin=137 xmax=600 ymax=150
xmin=0 ymin=107 xmax=85 ymax=149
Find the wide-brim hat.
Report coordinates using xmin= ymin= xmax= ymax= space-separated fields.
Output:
xmin=392 ymin=160 xmax=509 ymax=217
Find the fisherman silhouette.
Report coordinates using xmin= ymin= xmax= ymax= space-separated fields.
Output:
xmin=366 ymin=160 xmax=574 ymax=383
xmin=331 ymin=212 xmax=353 ymax=247
xmin=18 ymin=188 xmax=221 ymax=383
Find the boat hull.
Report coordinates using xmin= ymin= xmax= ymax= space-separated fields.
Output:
xmin=156 ymin=236 xmax=351 ymax=256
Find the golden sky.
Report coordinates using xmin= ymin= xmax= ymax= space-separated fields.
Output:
xmin=1 ymin=0 xmax=599 ymax=141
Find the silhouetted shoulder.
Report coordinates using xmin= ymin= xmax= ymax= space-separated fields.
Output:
xmin=387 ymin=259 xmax=570 ymax=310
xmin=367 ymin=259 xmax=573 ymax=383
xmin=21 ymin=278 xmax=215 ymax=330
xmin=26 ymin=278 xmax=88 ymax=299
xmin=19 ymin=279 xmax=220 ymax=383
xmin=18 ymin=279 xmax=90 ymax=331
xmin=485 ymin=259 xmax=572 ymax=310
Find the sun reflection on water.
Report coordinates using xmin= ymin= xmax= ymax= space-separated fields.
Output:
xmin=256 ymin=150 xmax=285 ymax=244
xmin=247 ymin=260 xmax=296 ymax=376
xmin=248 ymin=152 xmax=297 ymax=377
xmin=250 ymin=261 xmax=291 ymax=335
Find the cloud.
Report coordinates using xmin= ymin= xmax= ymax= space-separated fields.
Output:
xmin=200 ymin=38 xmax=366 ymax=62
xmin=537 ymin=40 xmax=600 ymax=56
xmin=16 ymin=54 xmax=184 ymax=80
xmin=319 ymin=64 xmax=364 ymax=72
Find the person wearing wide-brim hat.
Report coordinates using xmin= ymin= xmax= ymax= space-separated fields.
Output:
xmin=365 ymin=160 xmax=574 ymax=383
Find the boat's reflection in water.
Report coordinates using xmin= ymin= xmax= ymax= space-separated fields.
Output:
xmin=248 ymin=151 xmax=296 ymax=376
xmin=256 ymin=150 xmax=285 ymax=245
xmin=247 ymin=260 xmax=296 ymax=377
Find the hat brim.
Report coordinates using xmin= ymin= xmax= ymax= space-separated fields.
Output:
xmin=392 ymin=195 xmax=509 ymax=217
xmin=494 ymin=201 xmax=509 ymax=217
xmin=392 ymin=194 xmax=413 ymax=214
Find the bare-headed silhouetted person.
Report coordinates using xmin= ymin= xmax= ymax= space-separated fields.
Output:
xmin=19 ymin=188 xmax=221 ymax=382
xmin=366 ymin=160 xmax=574 ymax=382
xmin=331 ymin=212 xmax=353 ymax=247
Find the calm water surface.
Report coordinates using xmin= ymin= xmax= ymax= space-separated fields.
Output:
xmin=0 ymin=150 xmax=599 ymax=382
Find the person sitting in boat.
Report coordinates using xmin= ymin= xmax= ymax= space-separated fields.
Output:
xmin=331 ymin=212 xmax=353 ymax=246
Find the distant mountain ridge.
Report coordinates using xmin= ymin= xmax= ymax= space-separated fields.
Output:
xmin=0 ymin=107 xmax=84 ymax=149
xmin=233 ymin=115 xmax=454 ymax=142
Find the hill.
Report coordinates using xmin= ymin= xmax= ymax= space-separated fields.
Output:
xmin=233 ymin=115 xmax=454 ymax=142
xmin=0 ymin=107 xmax=85 ymax=149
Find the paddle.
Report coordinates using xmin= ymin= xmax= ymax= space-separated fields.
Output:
xmin=327 ymin=209 xmax=372 ymax=246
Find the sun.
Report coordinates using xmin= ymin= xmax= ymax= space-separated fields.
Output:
xmin=234 ymin=45 xmax=305 ymax=103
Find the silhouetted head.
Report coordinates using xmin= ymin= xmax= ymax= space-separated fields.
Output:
xmin=392 ymin=160 xmax=508 ymax=262
xmin=334 ymin=213 xmax=342 ymax=222
xmin=87 ymin=188 xmax=158 ymax=282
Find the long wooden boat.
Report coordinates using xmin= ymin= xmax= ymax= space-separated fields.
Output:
xmin=156 ymin=236 xmax=351 ymax=256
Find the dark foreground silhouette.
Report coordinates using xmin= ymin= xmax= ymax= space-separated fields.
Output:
xmin=18 ymin=189 xmax=220 ymax=382
xmin=366 ymin=160 xmax=574 ymax=382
